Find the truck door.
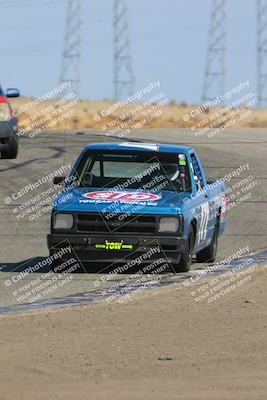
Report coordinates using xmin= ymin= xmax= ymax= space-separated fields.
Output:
xmin=190 ymin=153 xmax=213 ymax=250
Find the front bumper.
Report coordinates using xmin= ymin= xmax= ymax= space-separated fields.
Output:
xmin=47 ymin=233 xmax=186 ymax=265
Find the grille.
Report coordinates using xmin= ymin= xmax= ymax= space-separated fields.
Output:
xmin=77 ymin=213 xmax=156 ymax=235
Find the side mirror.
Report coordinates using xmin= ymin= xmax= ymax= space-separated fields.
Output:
xmin=53 ymin=176 xmax=65 ymax=185
xmin=6 ymin=88 xmax=20 ymax=98
xmin=83 ymin=172 xmax=93 ymax=186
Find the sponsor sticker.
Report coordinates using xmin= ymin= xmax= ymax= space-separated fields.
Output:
xmin=83 ymin=191 xmax=161 ymax=202
xmin=95 ymin=241 xmax=133 ymax=251
xmin=179 ymin=160 xmax=186 ymax=166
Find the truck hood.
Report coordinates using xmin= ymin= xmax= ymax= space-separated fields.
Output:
xmin=53 ymin=187 xmax=190 ymax=215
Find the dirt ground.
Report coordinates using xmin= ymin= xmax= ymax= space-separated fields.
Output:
xmin=0 ymin=272 xmax=267 ymax=400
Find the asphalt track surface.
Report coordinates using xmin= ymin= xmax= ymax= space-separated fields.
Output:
xmin=0 ymin=128 xmax=266 ymax=313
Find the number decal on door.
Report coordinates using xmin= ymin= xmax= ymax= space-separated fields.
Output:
xmin=196 ymin=202 xmax=210 ymax=244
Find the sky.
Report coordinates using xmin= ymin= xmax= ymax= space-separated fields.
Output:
xmin=0 ymin=0 xmax=257 ymax=104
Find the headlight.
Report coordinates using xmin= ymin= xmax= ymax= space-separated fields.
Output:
xmin=158 ymin=217 xmax=179 ymax=233
xmin=53 ymin=213 xmax=74 ymax=229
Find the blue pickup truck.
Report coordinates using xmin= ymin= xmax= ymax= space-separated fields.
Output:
xmin=47 ymin=142 xmax=227 ymax=272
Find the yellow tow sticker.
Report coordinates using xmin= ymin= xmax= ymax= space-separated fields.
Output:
xmin=95 ymin=241 xmax=133 ymax=250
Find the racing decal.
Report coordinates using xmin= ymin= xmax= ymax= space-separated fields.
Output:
xmin=83 ymin=191 xmax=160 ymax=202
xmin=95 ymin=241 xmax=133 ymax=250
xmin=196 ymin=202 xmax=210 ymax=245
xmin=178 ymin=154 xmax=187 ymax=166
xmin=179 ymin=160 xmax=186 ymax=166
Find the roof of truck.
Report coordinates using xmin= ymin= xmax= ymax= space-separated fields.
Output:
xmin=85 ymin=142 xmax=194 ymax=153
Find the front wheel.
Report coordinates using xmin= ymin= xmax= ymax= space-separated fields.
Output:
xmin=172 ymin=225 xmax=195 ymax=273
xmin=196 ymin=222 xmax=219 ymax=263
xmin=1 ymin=134 xmax=18 ymax=159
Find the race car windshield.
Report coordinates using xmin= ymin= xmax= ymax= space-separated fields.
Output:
xmin=75 ymin=151 xmax=192 ymax=192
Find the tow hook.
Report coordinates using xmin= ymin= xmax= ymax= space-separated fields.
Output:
xmin=139 ymin=239 xmax=147 ymax=247
xmin=83 ymin=237 xmax=92 ymax=245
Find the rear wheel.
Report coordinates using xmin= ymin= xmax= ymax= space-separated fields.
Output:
xmin=196 ymin=221 xmax=219 ymax=263
xmin=172 ymin=225 xmax=195 ymax=273
xmin=1 ymin=134 xmax=18 ymax=159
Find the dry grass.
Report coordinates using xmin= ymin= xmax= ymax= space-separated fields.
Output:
xmin=9 ymin=97 xmax=267 ymax=132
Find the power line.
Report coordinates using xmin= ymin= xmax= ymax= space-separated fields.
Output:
xmin=113 ymin=0 xmax=135 ymax=100
xmin=0 ymin=0 xmax=61 ymax=6
xmin=202 ymin=0 xmax=226 ymax=102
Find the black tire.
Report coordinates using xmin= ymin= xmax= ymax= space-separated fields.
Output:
xmin=196 ymin=221 xmax=219 ymax=263
xmin=1 ymin=134 xmax=18 ymax=159
xmin=172 ymin=225 xmax=195 ymax=273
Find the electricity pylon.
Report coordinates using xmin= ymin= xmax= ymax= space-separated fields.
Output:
xmin=202 ymin=0 xmax=226 ymax=102
xmin=257 ymin=0 xmax=267 ymax=107
xmin=59 ymin=0 xmax=82 ymax=97
xmin=113 ymin=0 xmax=135 ymax=100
